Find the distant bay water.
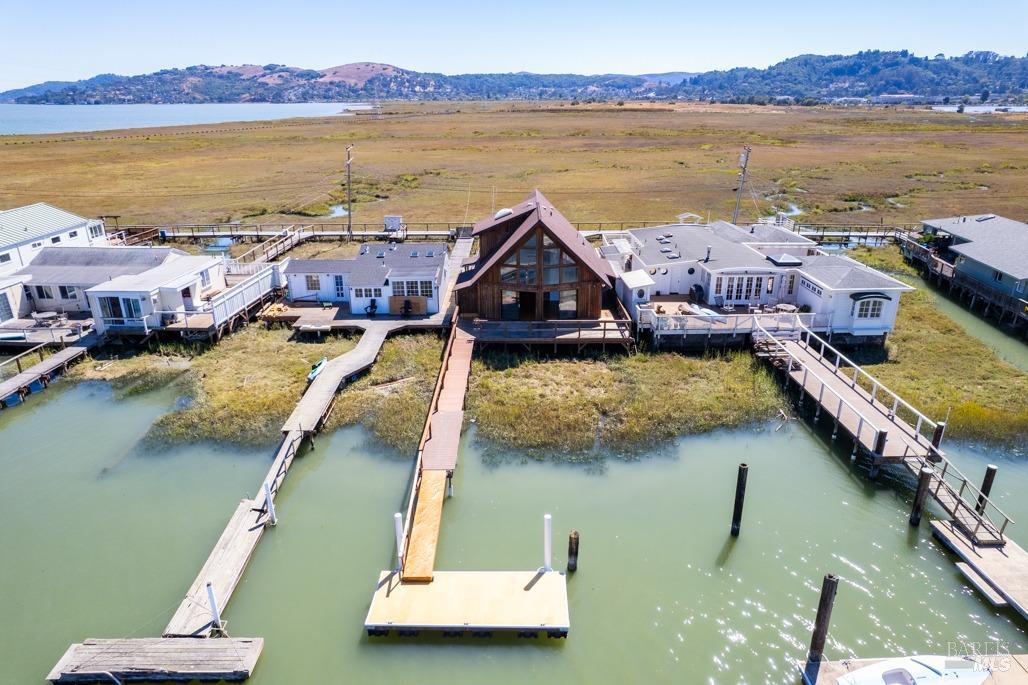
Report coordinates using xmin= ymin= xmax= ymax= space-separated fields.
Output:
xmin=0 ymin=102 xmax=371 ymax=135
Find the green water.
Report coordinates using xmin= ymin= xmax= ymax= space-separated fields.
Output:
xmin=1 ymin=381 xmax=1026 ymax=684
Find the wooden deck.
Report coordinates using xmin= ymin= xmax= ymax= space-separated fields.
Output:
xmin=0 ymin=334 xmax=98 ymax=409
xmin=932 ymin=520 xmax=1028 ymax=621
xmin=800 ymin=654 xmax=1028 ymax=685
xmin=48 ymin=638 xmax=263 ymax=682
xmin=366 ymin=571 xmax=570 ymax=635
xmin=458 ymin=316 xmax=632 ymax=350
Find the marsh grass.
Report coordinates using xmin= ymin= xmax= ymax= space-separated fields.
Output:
xmin=466 ymin=349 xmax=783 ymax=457
xmin=847 ymin=245 xmax=1028 ymax=443
xmin=323 ymin=332 xmax=444 ymax=453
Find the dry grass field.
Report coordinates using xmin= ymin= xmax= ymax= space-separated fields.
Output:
xmin=2 ymin=101 xmax=1027 ymax=226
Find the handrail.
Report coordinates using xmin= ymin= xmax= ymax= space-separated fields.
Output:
xmin=0 ymin=343 xmax=48 ymax=377
xmin=907 ymin=451 xmax=1015 ymax=538
xmin=755 ymin=319 xmax=882 ymax=447
xmin=797 ymin=323 xmax=940 ymax=445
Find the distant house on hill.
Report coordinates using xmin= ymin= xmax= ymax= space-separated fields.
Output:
xmin=0 ymin=203 xmax=107 ymax=276
xmin=284 ymin=242 xmax=449 ymax=315
xmin=454 ymin=191 xmax=614 ymax=320
xmin=920 ymin=214 xmax=1028 ymax=298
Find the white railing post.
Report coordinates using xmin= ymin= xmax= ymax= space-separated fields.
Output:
xmin=394 ymin=512 xmax=404 ymax=568
xmin=543 ymin=513 xmax=553 ymax=572
xmin=205 ymin=581 xmax=223 ymax=633
xmin=262 ymin=482 xmax=277 ymax=526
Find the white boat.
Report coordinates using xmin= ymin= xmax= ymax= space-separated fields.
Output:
xmin=838 ymin=655 xmax=990 ymax=685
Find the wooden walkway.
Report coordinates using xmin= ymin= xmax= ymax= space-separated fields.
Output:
xmin=402 ymin=333 xmax=474 ymax=582
xmin=48 ymin=638 xmax=262 ymax=682
xmin=0 ymin=334 xmax=98 ymax=409
xmin=932 ymin=521 xmax=1028 ymax=621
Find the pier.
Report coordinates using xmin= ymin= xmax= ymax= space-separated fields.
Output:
xmin=0 ymin=334 xmax=98 ymax=409
xmin=754 ymin=319 xmax=1028 ymax=618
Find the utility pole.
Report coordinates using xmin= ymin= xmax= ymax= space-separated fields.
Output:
xmin=346 ymin=144 xmax=354 ymax=239
xmin=731 ymin=145 xmax=752 ymax=225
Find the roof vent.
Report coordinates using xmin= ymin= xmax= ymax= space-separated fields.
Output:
xmin=410 ymin=250 xmax=418 ymax=258
xmin=377 ymin=251 xmax=385 ymax=258
xmin=494 ymin=208 xmax=513 ymax=220
xmin=667 ymin=253 xmax=681 ymax=260
xmin=975 ymin=214 xmax=996 ymax=222
xmin=705 ymin=245 xmax=712 ymax=262
xmin=426 ymin=250 xmax=434 ymax=257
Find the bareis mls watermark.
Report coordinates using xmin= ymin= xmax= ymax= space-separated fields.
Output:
xmin=947 ymin=641 xmax=1013 ymax=672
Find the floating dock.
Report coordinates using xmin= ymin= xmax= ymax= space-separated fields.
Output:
xmin=48 ymin=638 xmax=262 ymax=683
xmin=932 ymin=520 xmax=1028 ymax=620
xmin=0 ymin=334 xmax=97 ymax=409
xmin=366 ymin=571 xmax=570 ymax=636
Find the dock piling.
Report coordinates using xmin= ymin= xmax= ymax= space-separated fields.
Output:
xmin=807 ymin=573 xmax=838 ymax=664
xmin=567 ymin=530 xmax=579 ymax=573
xmin=977 ymin=464 xmax=998 ymax=515
xmin=909 ymin=467 xmax=933 ymax=526
xmin=394 ymin=513 xmax=404 ymax=569
xmin=262 ymin=482 xmax=277 ymax=526
xmin=932 ymin=421 xmax=946 ymax=448
xmin=731 ymin=463 xmax=748 ymax=537
xmin=205 ymin=582 xmax=224 ymax=636
xmin=543 ymin=514 xmax=553 ymax=572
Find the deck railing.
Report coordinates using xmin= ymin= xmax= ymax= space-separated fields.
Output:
xmin=469 ymin=318 xmax=632 ymax=342
xmin=641 ymin=310 xmax=821 ymax=336
xmin=0 ymin=323 xmax=90 ymax=345
xmin=208 ymin=265 xmax=276 ymax=327
xmin=99 ymin=317 xmax=151 ymax=334
xmin=910 ymin=450 xmax=1015 ymax=542
xmin=0 ymin=343 xmax=48 ymax=380
xmin=797 ymin=324 xmax=941 ymax=447
xmin=755 ymin=320 xmax=884 ymax=449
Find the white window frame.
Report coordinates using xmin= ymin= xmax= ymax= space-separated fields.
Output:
xmin=35 ymin=285 xmax=54 ymax=299
xmin=31 ymin=241 xmax=43 ymax=249
xmin=305 ymin=274 xmax=321 ymax=291
xmin=419 ymin=281 xmax=433 ymax=297
xmin=334 ymin=275 xmax=346 ymax=298
xmin=373 ymin=288 xmax=382 ymax=298
xmin=59 ymin=285 xmax=78 ymax=299
xmin=0 ymin=252 xmax=10 ymax=264
xmin=50 ymin=236 xmax=61 ymax=244
xmin=856 ymin=299 xmax=883 ymax=319
xmin=68 ymin=230 xmax=79 ymax=239
xmin=200 ymin=269 xmax=212 ymax=288
xmin=89 ymin=223 xmax=104 ymax=239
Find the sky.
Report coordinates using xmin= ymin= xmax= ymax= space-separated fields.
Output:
xmin=2 ymin=0 xmax=1027 ymax=91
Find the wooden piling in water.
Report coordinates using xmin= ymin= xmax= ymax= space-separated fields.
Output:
xmin=909 ymin=467 xmax=933 ymax=526
xmin=976 ymin=464 xmax=998 ymax=515
xmin=807 ymin=573 xmax=838 ymax=664
xmin=731 ymin=463 xmax=748 ymax=537
xmin=567 ymin=530 xmax=579 ymax=573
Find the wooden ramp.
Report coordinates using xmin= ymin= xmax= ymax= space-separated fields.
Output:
xmin=402 ymin=471 xmax=448 ymax=582
xmin=48 ymin=638 xmax=263 ymax=682
xmin=366 ymin=571 xmax=570 ymax=636
xmin=799 ymin=654 xmax=1028 ymax=685
xmin=932 ymin=520 xmax=1028 ymax=620
xmin=0 ymin=334 xmax=98 ymax=409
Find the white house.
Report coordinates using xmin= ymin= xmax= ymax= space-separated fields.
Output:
xmin=284 ymin=242 xmax=449 ymax=315
xmin=86 ymin=255 xmax=226 ymax=335
xmin=0 ymin=203 xmax=107 ymax=276
xmin=603 ymin=220 xmax=912 ymax=341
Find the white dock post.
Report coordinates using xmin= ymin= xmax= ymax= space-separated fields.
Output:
xmin=205 ymin=581 xmax=223 ymax=634
xmin=543 ymin=514 xmax=553 ymax=572
xmin=394 ymin=512 xmax=404 ymax=568
xmin=262 ymin=482 xmax=277 ymax=526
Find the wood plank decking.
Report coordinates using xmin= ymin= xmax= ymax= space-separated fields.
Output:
xmin=366 ymin=571 xmax=570 ymax=635
xmin=402 ymin=471 xmax=448 ymax=582
xmin=0 ymin=334 xmax=98 ymax=409
xmin=932 ymin=520 xmax=1028 ymax=621
xmin=48 ymin=638 xmax=263 ymax=682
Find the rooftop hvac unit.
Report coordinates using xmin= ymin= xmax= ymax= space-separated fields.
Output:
xmin=384 ymin=215 xmax=404 ymax=232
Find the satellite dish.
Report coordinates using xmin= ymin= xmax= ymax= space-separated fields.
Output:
xmin=494 ymin=208 xmax=513 ymax=220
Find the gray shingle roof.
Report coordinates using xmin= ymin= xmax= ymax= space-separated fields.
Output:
xmin=0 ymin=203 xmax=97 ymax=247
xmin=630 ymin=224 xmax=770 ymax=269
xmin=923 ymin=215 xmax=1028 ymax=280
xmin=13 ymin=246 xmax=184 ymax=287
xmin=797 ymin=255 xmax=910 ymax=290
xmin=712 ymin=221 xmax=815 ymax=245
xmin=284 ymin=242 xmax=448 ymax=288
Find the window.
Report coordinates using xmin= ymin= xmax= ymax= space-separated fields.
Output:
xmin=353 ymin=288 xmax=364 ymax=298
xmin=856 ymin=299 xmax=883 ymax=319
xmin=992 ymin=270 xmax=1004 ymax=283
xmin=35 ymin=285 xmax=54 ymax=299
xmin=373 ymin=288 xmax=382 ymax=298
xmin=766 ymin=276 xmax=775 ymax=294
xmin=50 ymin=236 xmax=61 ymax=244
xmin=501 ymin=290 xmax=518 ymax=320
xmin=68 ymin=230 xmax=79 ymax=239
xmin=558 ymin=290 xmax=577 ymax=319
xmin=0 ymin=253 xmax=10 ymax=264
xmin=31 ymin=241 xmax=42 ymax=249
xmin=787 ymin=274 xmax=796 ymax=295
xmin=800 ymin=279 xmax=823 ymax=297
xmin=561 ymin=266 xmax=578 ymax=283
xmin=725 ymin=277 xmax=736 ymax=301
xmin=59 ymin=286 xmax=77 ymax=299
xmin=200 ymin=269 xmax=211 ymax=288
xmin=335 ymin=275 xmax=346 ymax=298
xmin=1016 ymin=280 xmax=1025 ymax=294
xmin=123 ymin=297 xmax=142 ymax=319
xmin=714 ymin=276 xmax=723 ymax=295
xmin=753 ymin=277 xmax=763 ymax=299
xmin=743 ymin=277 xmax=754 ymax=300
xmin=0 ymin=293 xmax=13 ymax=323
xmin=98 ymin=296 xmax=123 ymax=320
xmin=544 ymin=267 xmax=559 ymax=286
xmin=89 ymin=223 xmax=104 ymax=239
xmin=419 ymin=281 xmax=433 ymax=297
xmin=305 ymin=274 xmax=321 ymax=291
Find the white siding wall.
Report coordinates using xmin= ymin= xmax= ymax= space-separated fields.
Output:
xmin=0 ymin=221 xmax=107 ymax=276
xmin=286 ymin=272 xmax=349 ymax=302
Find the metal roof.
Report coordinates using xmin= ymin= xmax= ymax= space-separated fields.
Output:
xmin=13 ymin=246 xmax=185 ymax=287
xmin=923 ymin=215 xmax=1028 ymax=279
xmin=630 ymin=224 xmax=770 ymax=269
xmin=87 ymin=255 xmax=222 ymax=292
xmin=284 ymin=242 xmax=449 ymax=289
xmin=0 ymin=203 xmax=97 ymax=248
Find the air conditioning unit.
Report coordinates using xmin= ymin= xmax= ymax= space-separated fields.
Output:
xmin=384 ymin=215 xmax=403 ymax=232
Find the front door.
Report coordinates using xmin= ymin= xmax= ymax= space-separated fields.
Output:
xmin=518 ymin=291 xmax=537 ymax=320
